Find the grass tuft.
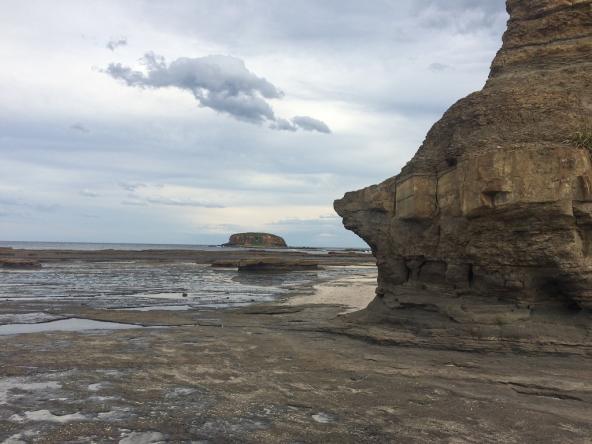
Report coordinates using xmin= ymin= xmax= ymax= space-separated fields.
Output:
xmin=566 ymin=128 xmax=592 ymax=151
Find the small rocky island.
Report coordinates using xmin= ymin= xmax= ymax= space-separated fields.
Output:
xmin=223 ymin=232 xmax=287 ymax=248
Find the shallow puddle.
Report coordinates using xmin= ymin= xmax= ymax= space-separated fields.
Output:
xmin=131 ymin=292 xmax=189 ymax=300
xmin=0 ymin=318 xmax=148 ymax=335
xmin=121 ymin=304 xmax=193 ymax=311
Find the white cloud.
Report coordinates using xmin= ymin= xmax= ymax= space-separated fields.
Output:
xmin=105 ymin=52 xmax=331 ymax=132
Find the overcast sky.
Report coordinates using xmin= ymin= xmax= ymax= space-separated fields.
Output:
xmin=0 ymin=0 xmax=508 ymax=247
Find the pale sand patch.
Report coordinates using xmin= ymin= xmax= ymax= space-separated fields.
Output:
xmin=285 ymin=274 xmax=377 ymax=314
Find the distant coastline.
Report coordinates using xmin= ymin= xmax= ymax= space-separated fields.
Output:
xmin=0 ymin=240 xmax=369 ymax=253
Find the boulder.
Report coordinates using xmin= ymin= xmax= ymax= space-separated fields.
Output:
xmin=0 ymin=258 xmax=42 ymax=270
xmin=335 ymin=0 xmax=592 ymax=314
xmin=223 ymin=233 xmax=287 ymax=248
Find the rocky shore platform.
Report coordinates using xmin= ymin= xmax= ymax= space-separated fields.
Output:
xmin=0 ymin=246 xmax=371 ymax=267
xmin=0 ymin=248 xmax=590 ymax=442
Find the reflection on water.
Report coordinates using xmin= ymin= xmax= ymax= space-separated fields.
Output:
xmin=120 ymin=305 xmax=193 ymax=311
xmin=0 ymin=262 xmax=375 ymax=310
xmin=230 ymin=271 xmax=301 ymax=287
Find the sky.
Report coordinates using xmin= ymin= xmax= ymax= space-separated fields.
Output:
xmin=0 ymin=0 xmax=508 ymax=247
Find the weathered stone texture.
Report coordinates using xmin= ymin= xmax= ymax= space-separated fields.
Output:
xmin=335 ymin=0 xmax=592 ymax=313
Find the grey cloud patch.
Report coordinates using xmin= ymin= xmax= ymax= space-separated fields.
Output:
xmin=105 ymin=53 xmax=331 ymax=132
xmin=118 ymin=181 xmax=148 ymax=192
xmin=121 ymin=194 xmax=224 ymax=208
xmin=291 ymin=116 xmax=331 ymax=134
xmin=145 ymin=196 xmax=224 ymax=208
xmin=106 ymin=37 xmax=127 ymax=51
xmin=266 ymin=214 xmax=357 ymax=246
xmin=80 ymin=189 xmax=99 ymax=198
xmin=428 ymin=62 xmax=451 ymax=72
xmin=270 ymin=118 xmax=297 ymax=132
xmin=192 ymin=223 xmax=242 ymax=233
xmin=271 ymin=116 xmax=331 ymax=134
xmin=70 ymin=123 xmax=90 ymax=133
xmin=121 ymin=199 xmax=147 ymax=207
xmin=414 ymin=1 xmax=507 ymax=37
xmin=0 ymin=196 xmax=59 ymax=213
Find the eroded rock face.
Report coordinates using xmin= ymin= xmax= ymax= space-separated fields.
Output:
xmin=335 ymin=0 xmax=592 ymax=312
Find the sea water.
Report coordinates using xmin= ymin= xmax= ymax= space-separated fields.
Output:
xmin=0 ymin=260 xmax=375 ymax=310
xmin=0 ymin=240 xmax=367 ymax=254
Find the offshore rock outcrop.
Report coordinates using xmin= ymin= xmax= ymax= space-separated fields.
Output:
xmin=335 ymin=0 xmax=592 ymax=319
xmin=223 ymin=232 xmax=287 ymax=248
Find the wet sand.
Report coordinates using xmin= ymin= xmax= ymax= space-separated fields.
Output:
xmin=0 ymin=251 xmax=591 ymax=443
xmin=283 ymin=268 xmax=377 ymax=314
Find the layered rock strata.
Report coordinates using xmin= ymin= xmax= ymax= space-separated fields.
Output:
xmin=335 ymin=0 xmax=592 ymax=314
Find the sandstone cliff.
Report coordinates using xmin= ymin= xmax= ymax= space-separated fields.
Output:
xmin=335 ymin=0 xmax=592 ymax=319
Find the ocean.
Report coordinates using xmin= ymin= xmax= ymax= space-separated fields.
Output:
xmin=0 ymin=240 xmax=367 ymax=254
xmin=0 ymin=241 xmax=228 ymax=251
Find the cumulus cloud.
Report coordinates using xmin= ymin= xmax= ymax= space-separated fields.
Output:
xmin=106 ymin=37 xmax=127 ymax=51
xmin=105 ymin=53 xmax=331 ymax=132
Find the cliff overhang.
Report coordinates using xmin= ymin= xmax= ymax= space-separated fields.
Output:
xmin=335 ymin=0 xmax=592 ymax=324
